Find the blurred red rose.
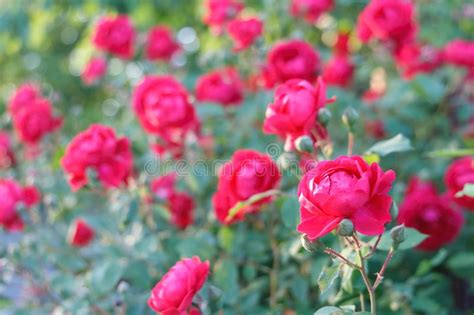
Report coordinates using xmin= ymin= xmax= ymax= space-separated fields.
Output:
xmin=395 ymin=43 xmax=443 ymax=79
xmin=0 ymin=179 xmax=40 ymax=232
xmin=92 ymin=15 xmax=135 ymax=59
xmin=263 ymin=78 xmax=330 ymax=150
xmin=357 ymin=0 xmax=417 ymax=49
xmin=0 ymin=132 xmax=16 ymax=169
xmin=203 ymin=0 xmax=244 ymax=33
xmin=297 ymin=155 xmax=396 ymax=240
xmin=61 ymin=124 xmax=133 ymax=191
xmin=290 ymin=0 xmax=334 ymax=23
xmin=9 ymin=85 xmax=62 ymax=147
xmin=81 ymin=57 xmax=107 ymax=85
xmin=227 ymin=17 xmax=263 ymax=52
xmin=362 ymin=89 xmax=384 ymax=103
xmin=8 ymin=84 xmax=40 ymax=116
xmin=133 ymin=76 xmax=200 ymax=159
xmin=148 ymin=257 xmax=209 ymax=314
xmin=444 ymin=156 xmax=474 ymax=211
xmin=213 ymin=149 xmax=281 ymax=224
xmin=442 ymin=39 xmax=474 ymax=68
xmin=265 ymin=39 xmax=320 ymax=86
xmin=398 ymin=177 xmax=464 ymax=251
xmin=145 ymin=26 xmax=180 ymax=62
xmin=196 ymin=67 xmax=244 ymax=106
xmin=364 ymin=119 xmax=386 ymax=139
xmin=68 ymin=219 xmax=95 ymax=247
xmin=151 ymin=173 xmax=195 ymax=230
xmin=322 ymin=55 xmax=355 ymax=87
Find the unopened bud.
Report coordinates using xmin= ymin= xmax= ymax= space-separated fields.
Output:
xmin=301 ymin=235 xmax=326 ymax=252
xmin=342 ymin=107 xmax=359 ymax=130
xmin=318 ymin=108 xmax=332 ymax=127
xmin=295 ymin=136 xmax=314 ymax=153
xmin=390 ymin=224 xmax=406 ymax=248
xmin=277 ymin=152 xmax=298 ymax=170
xmin=337 ymin=219 xmax=354 ymax=236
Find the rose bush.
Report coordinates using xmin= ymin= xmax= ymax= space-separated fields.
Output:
xmin=0 ymin=0 xmax=473 ymax=314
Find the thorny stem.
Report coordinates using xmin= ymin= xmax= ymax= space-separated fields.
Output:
xmin=360 ymin=292 xmax=366 ymax=312
xmin=352 ymin=235 xmax=377 ymax=315
xmin=324 ymin=248 xmax=360 ymax=270
xmin=268 ymin=208 xmax=279 ymax=308
xmin=373 ymin=247 xmax=395 ymax=290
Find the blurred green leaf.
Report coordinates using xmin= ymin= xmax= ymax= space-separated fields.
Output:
xmin=366 ymin=134 xmax=413 ymax=156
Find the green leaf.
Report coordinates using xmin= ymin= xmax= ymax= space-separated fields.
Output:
xmin=455 ymin=183 xmax=474 ymax=198
xmin=177 ymin=231 xmax=217 ymax=260
xmin=427 ymin=148 xmax=474 ymax=158
xmin=213 ymin=258 xmax=239 ymax=305
xmin=89 ymin=260 xmax=125 ymax=295
xmin=374 ymin=227 xmax=428 ymax=251
xmin=280 ymin=196 xmax=299 ymax=230
xmin=365 ymin=134 xmax=412 ymax=156
xmin=314 ymin=306 xmax=344 ymax=315
xmin=447 ymin=253 xmax=474 ymax=271
xmin=0 ymin=297 xmax=11 ymax=309
xmin=317 ymin=263 xmax=341 ymax=295
xmin=218 ymin=226 xmax=235 ymax=252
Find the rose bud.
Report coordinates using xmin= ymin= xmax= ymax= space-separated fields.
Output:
xmin=195 ymin=67 xmax=244 ymax=107
xmin=357 ymin=0 xmax=417 ymax=50
xmin=68 ymin=219 xmax=95 ymax=247
xmin=265 ymin=39 xmax=320 ymax=86
xmin=444 ymin=156 xmax=474 ymax=211
xmin=297 ymin=155 xmax=396 ymax=240
xmin=227 ymin=17 xmax=263 ymax=52
xmin=301 ymin=235 xmax=326 ymax=252
xmin=394 ymin=43 xmax=443 ymax=79
xmin=290 ymin=0 xmax=334 ymax=24
xmin=0 ymin=179 xmax=40 ymax=232
xmin=341 ymin=107 xmax=359 ymax=131
xmin=203 ymin=0 xmax=244 ymax=34
xmin=317 ymin=108 xmax=332 ymax=127
xmin=390 ymin=224 xmax=406 ymax=248
xmin=145 ymin=25 xmax=180 ymax=62
xmin=61 ymin=124 xmax=133 ymax=191
xmin=0 ymin=132 xmax=16 ymax=169
xmin=92 ymin=15 xmax=135 ymax=59
xmin=81 ymin=57 xmax=107 ymax=85
xmin=263 ymin=78 xmax=331 ymax=151
xmin=442 ymin=39 xmax=474 ymax=69
xmin=295 ymin=135 xmax=314 ymax=154
xmin=148 ymin=257 xmax=209 ymax=314
xmin=398 ymin=177 xmax=464 ymax=251
xmin=212 ymin=149 xmax=281 ymax=224
xmin=337 ymin=218 xmax=354 ymax=237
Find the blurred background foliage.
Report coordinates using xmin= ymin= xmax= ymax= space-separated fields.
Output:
xmin=0 ymin=0 xmax=473 ymax=314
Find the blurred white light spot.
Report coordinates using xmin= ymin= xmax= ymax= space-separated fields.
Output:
xmin=125 ymin=63 xmax=143 ymax=80
xmin=177 ymin=27 xmax=197 ymax=45
xmin=23 ymin=53 xmax=41 ymax=70
xmin=109 ymin=58 xmax=125 ymax=76
xmin=171 ymin=52 xmax=187 ymax=68
xmin=60 ymin=27 xmax=78 ymax=45
xmin=102 ymin=99 xmax=120 ymax=117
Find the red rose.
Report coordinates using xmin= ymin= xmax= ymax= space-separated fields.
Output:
xmin=265 ymin=40 xmax=320 ymax=86
xmin=263 ymin=78 xmax=330 ymax=150
xmin=212 ymin=149 xmax=281 ymax=224
xmin=362 ymin=89 xmax=384 ymax=104
xmin=151 ymin=173 xmax=195 ymax=230
xmin=203 ymin=0 xmax=244 ymax=33
xmin=196 ymin=67 xmax=244 ymax=106
xmin=227 ymin=17 xmax=263 ymax=52
xmin=133 ymin=76 xmax=200 ymax=158
xmin=322 ymin=55 xmax=355 ymax=87
xmin=9 ymin=85 xmax=62 ymax=147
xmin=8 ymin=84 xmax=40 ymax=116
xmin=290 ymin=0 xmax=334 ymax=23
xmin=92 ymin=15 xmax=135 ymax=59
xmin=0 ymin=132 xmax=15 ymax=169
xmin=0 ymin=179 xmax=40 ymax=232
xmin=398 ymin=177 xmax=464 ymax=251
xmin=68 ymin=219 xmax=95 ymax=247
xmin=364 ymin=119 xmax=386 ymax=139
xmin=148 ymin=257 xmax=209 ymax=314
xmin=444 ymin=156 xmax=474 ymax=211
xmin=145 ymin=26 xmax=180 ymax=62
xmin=297 ymin=155 xmax=396 ymax=240
xmin=81 ymin=57 xmax=107 ymax=85
xmin=61 ymin=124 xmax=133 ymax=191
xmin=357 ymin=0 xmax=417 ymax=49
xmin=442 ymin=39 xmax=474 ymax=68
xmin=395 ymin=43 xmax=442 ymax=79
